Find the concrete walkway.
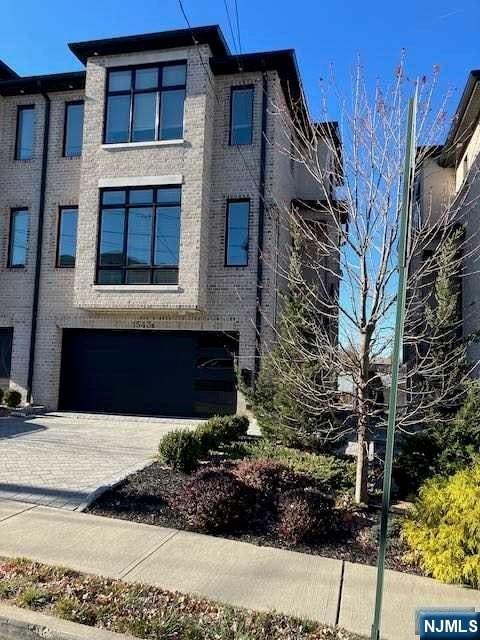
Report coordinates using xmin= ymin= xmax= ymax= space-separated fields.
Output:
xmin=0 ymin=499 xmax=477 ymax=640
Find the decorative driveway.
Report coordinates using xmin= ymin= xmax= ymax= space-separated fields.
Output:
xmin=0 ymin=413 xmax=198 ymax=510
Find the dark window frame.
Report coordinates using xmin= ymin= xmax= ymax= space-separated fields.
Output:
xmin=7 ymin=207 xmax=29 ymax=268
xmin=96 ymin=185 xmax=182 ymax=285
xmin=224 ymin=198 xmax=250 ymax=267
xmin=56 ymin=206 xmax=79 ymax=268
xmin=229 ymin=85 xmax=254 ymax=146
xmin=62 ymin=100 xmax=84 ymax=157
xmin=103 ymin=61 xmax=187 ymax=145
xmin=14 ymin=104 xmax=35 ymax=160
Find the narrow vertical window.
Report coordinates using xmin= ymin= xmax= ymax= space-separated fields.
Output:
xmin=15 ymin=105 xmax=35 ymax=160
xmin=230 ymin=87 xmax=254 ymax=145
xmin=63 ymin=101 xmax=84 ymax=157
xmin=225 ymin=199 xmax=249 ymax=266
xmin=8 ymin=208 xmax=29 ymax=267
xmin=57 ymin=207 xmax=78 ymax=267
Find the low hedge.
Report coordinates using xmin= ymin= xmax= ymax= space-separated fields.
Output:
xmin=242 ymin=440 xmax=354 ymax=493
xmin=402 ymin=460 xmax=480 ymax=588
xmin=158 ymin=429 xmax=201 ymax=473
xmin=159 ymin=415 xmax=250 ymax=472
xmin=4 ymin=389 xmax=21 ymax=408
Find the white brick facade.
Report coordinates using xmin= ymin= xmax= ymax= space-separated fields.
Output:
xmin=0 ymin=28 xmax=334 ymax=412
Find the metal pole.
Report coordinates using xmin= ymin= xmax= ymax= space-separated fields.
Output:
xmin=370 ymin=89 xmax=417 ymax=640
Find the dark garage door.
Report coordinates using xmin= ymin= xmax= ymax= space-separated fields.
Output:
xmin=59 ymin=329 xmax=238 ymax=417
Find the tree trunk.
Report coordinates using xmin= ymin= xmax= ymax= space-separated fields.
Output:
xmin=355 ymin=423 xmax=369 ymax=504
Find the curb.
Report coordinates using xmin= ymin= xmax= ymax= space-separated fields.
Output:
xmin=74 ymin=458 xmax=155 ymax=512
xmin=0 ymin=603 xmax=131 ymax=639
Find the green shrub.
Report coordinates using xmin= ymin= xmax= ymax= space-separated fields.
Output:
xmin=158 ymin=429 xmax=200 ymax=473
xmin=174 ymin=468 xmax=252 ymax=532
xmin=243 ymin=440 xmax=354 ymax=493
xmin=394 ymin=381 xmax=480 ymax=496
xmin=402 ymin=461 xmax=480 ymax=587
xmin=4 ymin=389 xmax=21 ymax=408
xmin=196 ymin=415 xmax=249 ymax=454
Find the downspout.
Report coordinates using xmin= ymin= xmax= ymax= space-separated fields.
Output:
xmin=26 ymin=91 xmax=50 ymax=403
xmin=254 ymin=72 xmax=268 ymax=377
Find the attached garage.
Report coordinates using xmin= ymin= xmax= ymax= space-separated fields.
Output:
xmin=58 ymin=329 xmax=238 ymax=417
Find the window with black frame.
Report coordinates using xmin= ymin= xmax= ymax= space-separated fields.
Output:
xmin=97 ymin=186 xmax=181 ymax=285
xmin=57 ymin=207 xmax=78 ymax=267
xmin=15 ymin=105 xmax=35 ymax=160
xmin=63 ymin=101 xmax=84 ymax=157
xmin=104 ymin=63 xmax=187 ymax=144
xmin=225 ymin=199 xmax=250 ymax=266
xmin=229 ymin=86 xmax=254 ymax=145
xmin=8 ymin=208 xmax=29 ymax=268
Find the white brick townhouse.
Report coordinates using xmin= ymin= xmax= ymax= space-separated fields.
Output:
xmin=0 ymin=26 xmax=341 ymax=416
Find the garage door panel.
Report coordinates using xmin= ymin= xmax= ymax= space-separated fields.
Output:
xmin=59 ymin=329 xmax=237 ymax=417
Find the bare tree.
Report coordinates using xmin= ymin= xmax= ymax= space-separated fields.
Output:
xmin=256 ymin=60 xmax=480 ymax=504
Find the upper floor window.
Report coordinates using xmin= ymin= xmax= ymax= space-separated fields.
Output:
xmin=8 ymin=208 xmax=29 ymax=267
xmin=225 ymin=199 xmax=249 ymax=266
xmin=15 ymin=105 xmax=35 ymax=160
xmin=229 ymin=86 xmax=253 ymax=145
xmin=57 ymin=207 xmax=78 ymax=267
xmin=63 ymin=101 xmax=84 ymax=157
xmin=104 ymin=63 xmax=187 ymax=144
xmin=97 ymin=186 xmax=181 ymax=285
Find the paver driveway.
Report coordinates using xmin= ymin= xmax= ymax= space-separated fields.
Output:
xmin=0 ymin=413 xmax=198 ymax=510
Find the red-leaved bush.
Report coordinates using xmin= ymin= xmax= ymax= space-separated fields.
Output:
xmin=174 ymin=468 xmax=252 ymax=532
xmin=277 ymin=489 xmax=333 ymax=544
xmin=233 ymin=458 xmax=293 ymax=501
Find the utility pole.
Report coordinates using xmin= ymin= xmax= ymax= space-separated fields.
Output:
xmin=370 ymin=88 xmax=417 ymax=640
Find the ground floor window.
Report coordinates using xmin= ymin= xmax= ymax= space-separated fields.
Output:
xmin=96 ymin=185 xmax=181 ymax=285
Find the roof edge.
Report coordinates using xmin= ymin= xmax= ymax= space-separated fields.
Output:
xmin=68 ymin=25 xmax=230 ymax=64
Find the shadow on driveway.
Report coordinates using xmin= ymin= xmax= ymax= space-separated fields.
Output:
xmin=0 ymin=482 xmax=88 ymax=506
xmin=0 ymin=418 xmax=48 ymax=440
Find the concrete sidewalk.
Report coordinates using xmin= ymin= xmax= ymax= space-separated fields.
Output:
xmin=0 ymin=499 xmax=477 ymax=640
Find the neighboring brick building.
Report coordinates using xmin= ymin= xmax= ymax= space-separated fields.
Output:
xmin=410 ymin=70 xmax=480 ymax=373
xmin=0 ymin=25 xmax=341 ymax=416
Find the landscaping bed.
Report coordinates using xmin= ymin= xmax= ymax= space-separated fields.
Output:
xmin=87 ymin=425 xmax=417 ymax=575
xmin=0 ymin=557 xmax=362 ymax=640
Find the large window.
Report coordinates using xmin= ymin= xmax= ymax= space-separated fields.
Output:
xmin=63 ymin=101 xmax=84 ymax=157
xmin=15 ymin=105 xmax=35 ymax=160
xmin=229 ymin=86 xmax=254 ymax=145
xmin=225 ymin=199 xmax=249 ymax=266
xmin=97 ymin=186 xmax=181 ymax=285
xmin=104 ymin=63 xmax=187 ymax=144
xmin=8 ymin=208 xmax=29 ymax=268
xmin=57 ymin=207 xmax=78 ymax=267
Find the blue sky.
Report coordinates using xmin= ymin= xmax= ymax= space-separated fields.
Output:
xmin=1 ymin=0 xmax=478 ymax=122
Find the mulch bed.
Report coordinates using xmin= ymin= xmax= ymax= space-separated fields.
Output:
xmin=87 ymin=460 xmax=421 ymax=576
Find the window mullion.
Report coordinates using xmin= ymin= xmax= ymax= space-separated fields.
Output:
xmin=123 ymin=205 xmax=129 ymax=284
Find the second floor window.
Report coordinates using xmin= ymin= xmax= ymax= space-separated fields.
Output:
xmin=97 ymin=186 xmax=181 ymax=285
xmin=63 ymin=101 xmax=84 ymax=157
xmin=104 ymin=63 xmax=187 ymax=144
xmin=225 ymin=199 xmax=250 ymax=266
xmin=8 ymin=208 xmax=29 ymax=267
xmin=57 ymin=207 xmax=78 ymax=267
xmin=229 ymin=86 xmax=254 ymax=145
xmin=15 ymin=105 xmax=35 ymax=160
